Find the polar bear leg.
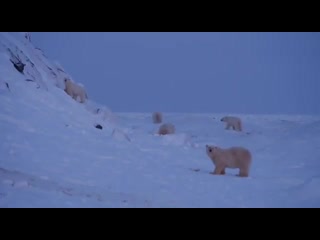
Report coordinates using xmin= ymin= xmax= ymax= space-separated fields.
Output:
xmin=72 ymin=93 xmax=77 ymax=101
xmin=235 ymin=122 xmax=239 ymax=131
xmin=66 ymin=88 xmax=72 ymax=96
xmin=238 ymin=167 xmax=249 ymax=177
xmin=211 ymin=165 xmax=225 ymax=175
xmin=79 ymin=92 xmax=85 ymax=103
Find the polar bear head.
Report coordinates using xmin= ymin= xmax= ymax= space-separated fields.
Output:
xmin=205 ymin=144 xmax=221 ymax=158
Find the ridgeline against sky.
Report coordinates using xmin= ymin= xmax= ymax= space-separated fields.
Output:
xmin=32 ymin=32 xmax=320 ymax=115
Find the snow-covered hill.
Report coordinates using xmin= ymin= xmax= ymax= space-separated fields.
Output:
xmin=1 ymin=32 xmax=320 ymax=208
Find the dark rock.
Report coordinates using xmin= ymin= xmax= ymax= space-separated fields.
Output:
xmin=25 ymin=79 xmax=40 ymax=89
xmin=95 ymin=124 xmax=103 ymax=130
xmin=10 ymin=59 xmax=25 ymax=74
xmin=25 ymin=32 xmax=31 ymax=42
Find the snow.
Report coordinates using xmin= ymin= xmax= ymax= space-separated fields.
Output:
xmin=1 ymin=32 xmax=320 ymax=208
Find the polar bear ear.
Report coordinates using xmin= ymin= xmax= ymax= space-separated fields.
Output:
xmin=214 ymin=146 xmax=220 ymax=152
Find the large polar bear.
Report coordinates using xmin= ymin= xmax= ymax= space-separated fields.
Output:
xmin=220 ymin=116 xmax=242 ymax=131
xmin=64 ymin=78 xmax=88 ymax=103
xmin=158 ymin=123 xmax=175 ymax=135
xmin=205 ymin=145 xmax=252 ymax=177
xmin=152 ymin=112 xmax=162 ymax=124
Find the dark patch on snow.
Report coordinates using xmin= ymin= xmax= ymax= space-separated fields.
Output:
xmin=25 ymin=79 xmax=40 ymax=89
xmin=5 ymin=82 xmax=10 ymax=91
xmin=10 ymin=59 xmax=25 ymax=74
xmin=95 ymin=124 xmax=103 ymax=130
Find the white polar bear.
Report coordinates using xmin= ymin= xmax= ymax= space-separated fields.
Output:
xmin=220 ymin=116 xmax=242 ymax=131
xmin=64 ymin=78 xmax=88 ymax=103
xmin=205 ymin=145 xmax=252 ymax=177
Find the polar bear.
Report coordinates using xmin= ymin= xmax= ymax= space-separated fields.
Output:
xmin=64 ymin=78 xmax=88 ymax=103
xmin=152 ymin=112 xmax=162 ymax=124
xmin=205 ymin=145 xmax=252 ymax=177
xmin=221 ymin=116 xmax=242 ymax=131
xmin=158 ymin=123 xmax=175 ymax=135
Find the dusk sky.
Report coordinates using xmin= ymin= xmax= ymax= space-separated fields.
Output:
xmin=32 ymin=32 xmax=320 ymax=114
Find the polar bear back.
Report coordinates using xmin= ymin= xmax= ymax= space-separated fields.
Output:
xmin=226 ymin=147 xmax=251 ymax=167
xmin=221 ymin=116 xmax=241 ymax=124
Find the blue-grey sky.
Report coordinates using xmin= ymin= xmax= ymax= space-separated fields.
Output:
xmin=31 ymin=32 xmax=320 ymax=114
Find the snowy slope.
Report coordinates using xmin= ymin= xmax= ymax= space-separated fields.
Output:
xmin=1 ymin=32 xmax=320 ymax=208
